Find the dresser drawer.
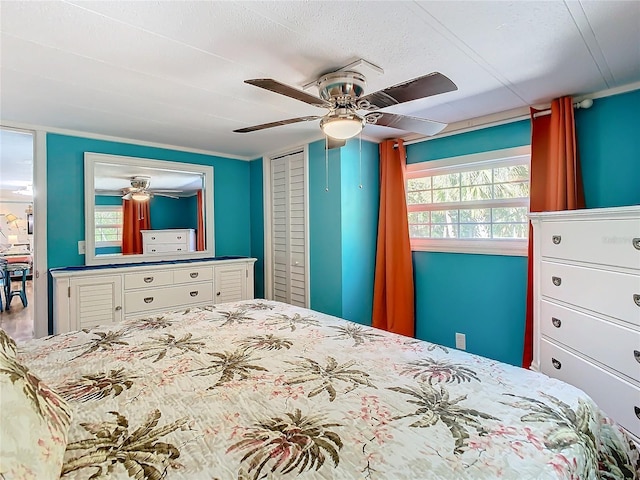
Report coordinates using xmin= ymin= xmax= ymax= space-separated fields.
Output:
xmin=125 ymin=282 xmax=213 ymax=314
xmin=540 ymin=339 xmax=640 ymax=439
xmin=174 ymin=266 xmax=213 ymax=284
xmin=142 ymin=231 xmax=192 ymax=244
xmin=124 ymin=270 xmax=173 ymax=290
xmin=145 ymin=243 xmax=190 ymax=254
xmin=540 ymin=300 xmax=640 ymax=381
xmin=540 ymin=218 xmax=640 ymax=270
xmin=540 ymin=261 xmax=640 ymax=327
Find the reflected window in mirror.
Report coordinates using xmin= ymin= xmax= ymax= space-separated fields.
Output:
xmin=84 ymin=153 xmax=214 ymax=266
xmin=94 ymin=205 xmax=123 ymax=255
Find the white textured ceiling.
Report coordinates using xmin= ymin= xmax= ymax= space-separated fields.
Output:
xmin=1 ymin=1 xmax=639 ymax=160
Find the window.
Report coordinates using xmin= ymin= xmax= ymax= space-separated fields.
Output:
xmin=94 ymin=206 xmax=123 ymax=247
xmin=406 ymin=146 xmax=531 ymax=256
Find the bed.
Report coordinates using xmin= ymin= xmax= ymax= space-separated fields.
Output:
xmin=1 ymin=299 xmax=638 ymax=479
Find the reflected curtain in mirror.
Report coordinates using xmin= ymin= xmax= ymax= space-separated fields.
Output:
xmin=122 ymin=199 xmax=151 ymax=255
xmin=196 ymin=190 xmax=205 ymax=251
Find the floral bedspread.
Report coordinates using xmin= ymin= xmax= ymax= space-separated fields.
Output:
xmin=19 ymin=300 xmax=639 ymax=479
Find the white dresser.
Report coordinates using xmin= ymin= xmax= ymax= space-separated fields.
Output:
xmin=530 ymin=206 xmax=640 ymax=443
xmin=141 ymin=229 xmax=196 ymax=254
xmin=51 ymin=257 xmax=256 ymax=334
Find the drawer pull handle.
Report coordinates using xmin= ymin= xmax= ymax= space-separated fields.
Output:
xmin=635 ymin=406 xmax=640 ymax=420
xmin=177 ymin=236 xmax=182 ymax=240
xmin=634 ymin=294 xmax=640 ymax=307
xmin=151 ymin=236 xmax=156 ymax=240
xmin=190 ymin=272 xmax=199 ymax=278
xmin=143 ymin=277 xmax=154 ymax=283
xmin=190 ymin=291 xmax=198 ymax=297
xmin=551 ymin=317 xmax=561 ymax=328
xmin=552 ymin=235 xmax=561 ymax=245
xmin=551 ymin=358 xmax=561 ymax=370
xmin=115 ymin=306 xmax=122 ymax=311
xmin=144 ymin=297 xmax=154 ymax=303
xmin=552 ymin=276 xmax=562 ymax=286
xmin=216 ymin=291 xmax=221 ymax=296
xmin=634 ymin=350 xmax=640 ymax=364
xmin=633 ymin=238 xmax=640 ymax=250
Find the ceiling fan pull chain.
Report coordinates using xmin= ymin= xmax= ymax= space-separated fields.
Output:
xmin=325 ymin=135 xmax=329 ymax=192
xmin=359 ymin=132 xmax=363 ymax=189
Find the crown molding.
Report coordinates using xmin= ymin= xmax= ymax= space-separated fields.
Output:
xmin=0 ymin=120 xmax=254 ymax=161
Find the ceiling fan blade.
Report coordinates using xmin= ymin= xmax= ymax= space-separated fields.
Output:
xmin=359 ymin=72 xmax=457 ymax=110
xmin=155 ymin=193 xmax=180 ymax=199
xmin=122 ymin=193 xmax=132 ymax=200
xmin=367 ymin=112 xmax=447 ymax=136
xmin=326 ymin=137 xmax=346 ymax=150
xmin=234 ymin=116 xmax=321 ymax=133
xmin=245 ymin=79 xmax=331 ymax=108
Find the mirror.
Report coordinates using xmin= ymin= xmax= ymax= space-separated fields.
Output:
xmin=84 ymin=152 xmax=214 ymax=266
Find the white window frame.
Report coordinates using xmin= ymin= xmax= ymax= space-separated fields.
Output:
xmin=406 ymin=146 xmax=531 ymax=256
xmin=94 ymin=205 xmax=123 ymax=248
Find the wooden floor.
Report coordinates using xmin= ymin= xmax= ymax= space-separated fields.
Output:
xmin=1 ymin=279 xmax=35 ymax=342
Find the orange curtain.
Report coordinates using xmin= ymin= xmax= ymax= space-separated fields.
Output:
xmin=122 ymin=199 xmax=151 ymax=255
xmin=196 ymin=190 xmax=205 ymax=251
xmin=522 ymin=97 xmax=585 ymax=368
xmin=372 ymin=139 xmax=415 ymax=337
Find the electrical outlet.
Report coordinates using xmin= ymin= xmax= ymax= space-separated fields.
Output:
xmin=455 ymin=333 xmax=466 ymax=350
xmin=78 ymin=240 xmax=86 ymax=255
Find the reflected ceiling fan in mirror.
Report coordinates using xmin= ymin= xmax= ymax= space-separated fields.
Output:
xmin=121 ymin=176 xmax=182 ymax=201
xmin=96 ymin=176 xmax=183 ymax=202
xmin=234 ymin=70 xmax=457 ymax=148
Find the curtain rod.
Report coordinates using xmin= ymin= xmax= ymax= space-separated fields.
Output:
xmin=532 ymin=98 xmax=593 ymax=119
xmin=395 ymin=98 xmax=594 ymax=148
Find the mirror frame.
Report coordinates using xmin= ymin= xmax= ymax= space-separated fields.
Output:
xmin=84 ymin=152 xmax=215 ymax=266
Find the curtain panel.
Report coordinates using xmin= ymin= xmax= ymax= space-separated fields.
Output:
xmin=122 ymin=199 xmax=151 ymax=255
xmin=196 ymin=190 xmax=205 ymax=251
xmin=523 ymin=97 xmax=585 ymax=368
xmin=372 ymin=139 xmax=415 ymax=337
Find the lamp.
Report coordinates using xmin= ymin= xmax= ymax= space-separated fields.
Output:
xmin=320 ymin=110 xmax=365 ymax=140
xmin=131 ymin=191 xmax=151 ymax=202
xmin=4 ymin=213 xmax=18 ymax=226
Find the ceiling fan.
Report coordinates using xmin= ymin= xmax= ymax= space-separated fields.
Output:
xmin=120 ymin=176 xmax=181 ymax=202
xmin=234 ymin=70 xmax=457 ymax=148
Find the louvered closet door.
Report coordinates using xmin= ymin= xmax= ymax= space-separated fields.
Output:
xmin=271 ymin=150 xmax=307 ymax=307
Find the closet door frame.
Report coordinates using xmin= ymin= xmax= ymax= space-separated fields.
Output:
xmin=262 ymin=145 xmax=310 ymax=307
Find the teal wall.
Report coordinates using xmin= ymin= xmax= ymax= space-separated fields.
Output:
xmin=340 ymin=140 xmax=379 ymax=325
xmin=47 ymin=133 xmax=252 ymax=270
xmin=43 ymin=89 xmax=637 ymax=348
xmin=150 ymin=196 xmax=197 ymax=231
xmin=308 ymin=139 xmax=379 ymax=324
xmin=576 ymin=89 xmax=640 ymax=208
xmin=250 ymin=157 xmax=265 ymax=299
xmin=308 ymin=141 xmax=343 ymax=317
xmin=406 ymin=120 xmax=531 ymax=366
xmin=405 ymin=89 xmax=639 ymax=366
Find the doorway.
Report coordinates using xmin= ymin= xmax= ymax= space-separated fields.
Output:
xmin=0 ymin=127 xmax=35 ymax=341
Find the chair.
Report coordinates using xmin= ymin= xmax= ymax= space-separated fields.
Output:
xmin=5 ymin=262 xmax=28 ymax=310
xmin=0 ymin=259 xmax=6 ymax=312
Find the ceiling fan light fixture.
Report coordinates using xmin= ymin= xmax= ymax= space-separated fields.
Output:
xmin=131 ymin=191 xmax=151 ymax=202
xmin=320 ymin=114 xmax=365 ymax=140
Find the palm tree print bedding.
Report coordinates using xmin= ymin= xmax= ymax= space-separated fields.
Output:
xmin=16 ymin=300 xmax=639 ymax=479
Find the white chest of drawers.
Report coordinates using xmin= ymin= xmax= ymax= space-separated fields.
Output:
xmin=141 ymin=229 xmax=196 ymax=254
xmin=530 ymin=206 xmax=640 ymax=443
xmin=51 ymin=258 xmax=256 ymax=334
